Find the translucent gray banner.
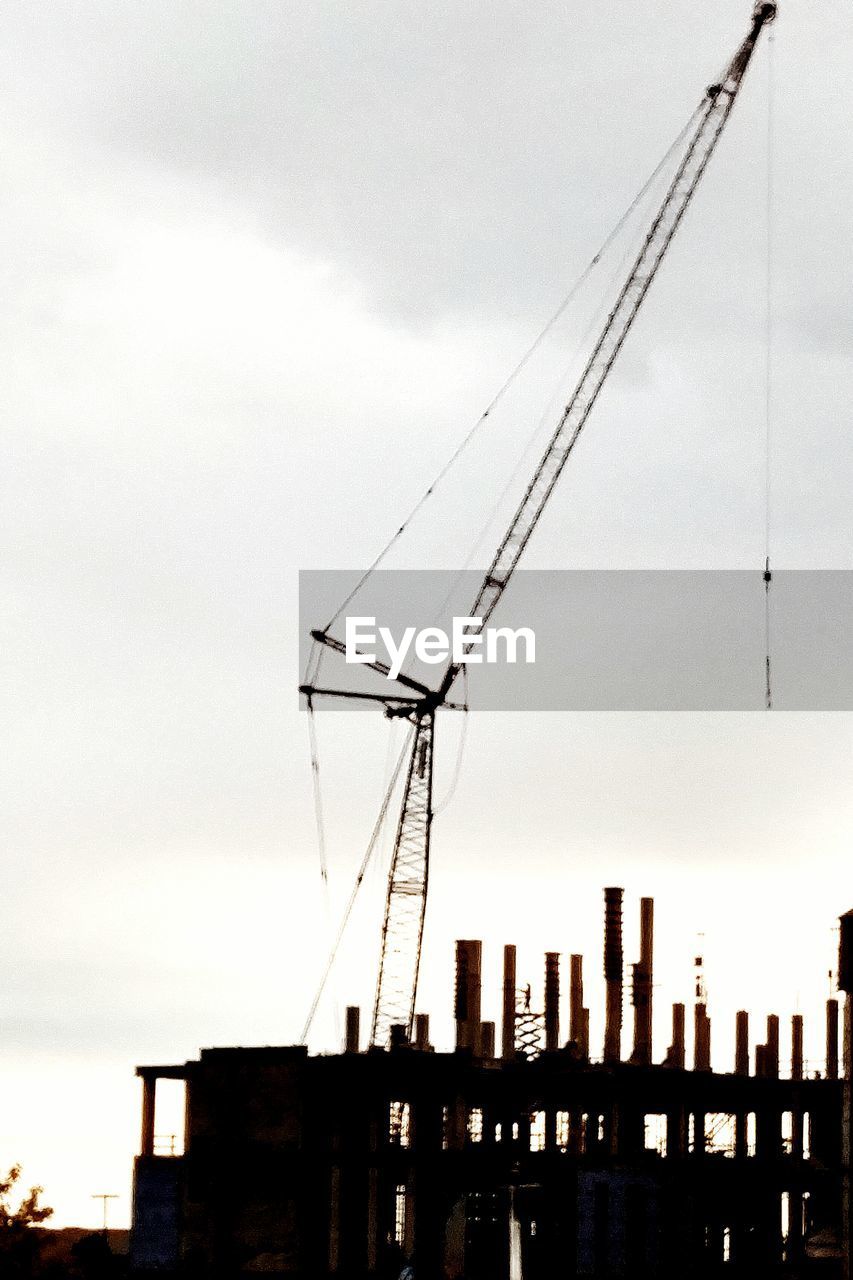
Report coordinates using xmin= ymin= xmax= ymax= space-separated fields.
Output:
xmin=299 ymin=571 xmax=853 ymax=711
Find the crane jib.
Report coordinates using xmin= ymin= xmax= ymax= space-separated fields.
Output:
xmin=303 ymin=2 xmax=777 ymax=1048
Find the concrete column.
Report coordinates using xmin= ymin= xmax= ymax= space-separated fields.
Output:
xmin=840 ymin=993 xmax=845 ymax=1280
xmin=666 ymin=1003 xmax=685 ymax=1069
xmin=480 ymin=1021 xmax=495 ymax=1059
xmin=345 ymin=1006 xmax=360 ymax=1054
xmin=694 ymin=1004 xmax=711 ymax=1072
xmin=667 ymin=1104 xmax=688 ymax=1158
xmin=455 ymin=939 xmax=482 ymax=1053
xmin=603 ymin=887 xmax=624 ymax=1064
xmin=631 ymin=897 xmax=654 ymax=1065
xmin=140 ymin=1075 xmax=156 ymax=1157
xmin=328 ymin=1166 xmax=341 ymax=1272
xmin=735 ymin=1011 xmax=749 ymax=1076
xmin=792 ymin=1015 xmax=803 ymax=1080
xmin=544 ymin=952 xmax=560 ymax=1052
xmin=414 ymin=1013 xmax=430 ymax=1051
xmin=367 ymin=1166 xmax=379 ymax=1272
xmin=765 ymin=1014 xmax=780 ymax=1078
xmin=838 ymin=909 xmax=853 ymax=1280
xmin=502 ymin=944 xmax=517 ymax=1060
xmin=581 ymin=1008 xmax=590 ymax=1060
xmin=827 ymin=998 xmax=839 ymax=1080
xmin=570 ymin=954 xmax=584 ymax=1051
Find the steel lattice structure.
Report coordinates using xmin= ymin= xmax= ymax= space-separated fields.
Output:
xmin=301 ymin=3 xmax=777 ymax=1047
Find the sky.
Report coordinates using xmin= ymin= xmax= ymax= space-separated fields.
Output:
xmin=2 ymin=0 xmax=853 ymax=1230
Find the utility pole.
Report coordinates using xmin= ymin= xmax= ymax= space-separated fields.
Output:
xmin=91 ymin=1194 xmax=119 ymax=1234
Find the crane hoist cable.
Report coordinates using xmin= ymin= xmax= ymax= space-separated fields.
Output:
xmin=764 ymin=25 xmax=776 ymax=711
xmin=428 ymin=202 xmax=671 ymax=635
xmin=318 ymin=101 xmax=705 ymax=637
xmin=301 ymin=723 xmax=415 ymax=1041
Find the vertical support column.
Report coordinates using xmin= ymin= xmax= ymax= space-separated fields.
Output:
xmin=480 ymin=1022 xmax=495 ymax=1059
xmin=667 ymin=1103 xmax=688 ymax=1159
xmin=140 ymin=1074 xmax=156 ymax=1158
xmin=455 ymin=940 xmax=482 ymax=1054
xmin=502 ymin=944 xmax=517 ymax=1060
xmin=837 ymin=909 xmax=853 ymax=1280
xmin=631 ymin=897 xmax=654 ymax=1065
xmin=345 ymin=1006 xmax=361 ymax=1054
xmin=791 ymin=1015 xmax=803 ymax=1080
xmin=603 ymin=887 xmax=624 ymax=1065
xmin=570 ymin=954 xmax=585 ymax=1054
xmin=735 ymin=1010 xmax=750 ymax=1159
xmin=414 ymin=1013 xmax=430 ymax=1051
xmin=367 ymin=1167 xmax=379 ymax=1273
xmin=694 ymin=1004 xmax=711 ymax=1072
xmin=792 ymin=1015 xmax=804 ymax=1162
xmin=569 ymin=953 xmax=585 ymax=1147
xmin=329 ymin=1166 xmax=341 ymax=1273
xmin=544 ymin=952 xmax=560 ymax=1052
xmin=666 ymin=1003 xmax=685 ymax=1068
xmin=765 ymin=1014 xmax=780 ymax=1078
xmin=827 ymin=998 xmax=840 ymax=1080
xmin=735 ymin=1011 xmax=750 ymax=1076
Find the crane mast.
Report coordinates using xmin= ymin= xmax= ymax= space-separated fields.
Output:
xmin=302 ymin=2 xmax=777 ymax=1048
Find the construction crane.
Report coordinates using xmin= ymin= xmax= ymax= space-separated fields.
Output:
xmin=301 ymin=2 xmax=777 ymax=1048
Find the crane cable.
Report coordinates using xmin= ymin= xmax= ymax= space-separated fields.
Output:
xmin=426 ymin=206 xmax=664 ymax=636
xmin=764 ymin=25 xmax=775 ymax=710
xmin=301 ymin=723 xmax=415 ymax=1042
xmin=305 ymin=691 xmax=342 ymax=1042
xmin=305 ymin=695 xmax=329 ymax=894
xmin=321 ymin=101 xmax=706 ymax=635
xmin=433 ymin=668 xmax=470 ymax=814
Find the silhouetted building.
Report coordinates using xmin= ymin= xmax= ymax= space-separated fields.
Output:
xmin=129 ymin=892 xmax=850 ymax=1278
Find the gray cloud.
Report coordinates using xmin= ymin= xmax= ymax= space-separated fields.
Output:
xmin=2 ymin=0 xmax=853 ymax=1227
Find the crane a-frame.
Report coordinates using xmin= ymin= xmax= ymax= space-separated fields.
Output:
xmin=301 ymin=2 xmax=777 ymax=1048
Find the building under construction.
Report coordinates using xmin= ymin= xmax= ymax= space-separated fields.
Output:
xmin=129 ymin=889 xmax=853 ymax=1278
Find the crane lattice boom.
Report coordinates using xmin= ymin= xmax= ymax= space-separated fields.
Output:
xmin=302 ymin=2 xmax=777 ymax=1048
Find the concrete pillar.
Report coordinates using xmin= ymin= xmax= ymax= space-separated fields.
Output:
xmin=827 ymin=998 xmax=839 ymax=1080
xmin=570 ymin=954 xmax=584 ymax=1051
xmin=544 ymin=952 xmax=560 ymax=1052
xmin=603 ymin=887 xmax=624 ymax=1064
xmin=765 ymin=1014 xmax=780 ymax=1078
xmin=414 ymin=1013 xmax=430 ymax=1051
xmin=480 ymin=1021 xmax=495 ymax=1059
xmin=581 ymin=1008 xmax=590 ymax=1060
xmin=666 ymin=1003 xmax=685 ymax=1069
xmin=502 ymin=944 xmax=517 ymax=1060
xmin=140 ymin=1074 xmax=156 ymax=1157
xmin=389 ymin=1024 xmax=408 ymax=1050
xmin=367 ymin=1166 xmax=379 ymax=1272
xmin=838 ymin=909 xmax=853 ymax=1280
xmin=328 ymin=1166 xmax=341 ymax=1272
xmin=694 ymin=1004 xmax=711 ymax=1072
xmin=345 ymin=1005 xmax=360 ymax=1054
xmin=631 ymin=897 xmax=654 ymax=1065
xmin=735 ymin=1010 xmax=749 ymax=1076
xmin=792 ymin=1015 xmax=804 ymax=1080
xmin=667 ymin=1104 xmax=688 ymax=1158
xmin=791 ymin=1014 xmax=805 ymax=1163
xmin=455 ymin=940 xmax=482 ymax=1053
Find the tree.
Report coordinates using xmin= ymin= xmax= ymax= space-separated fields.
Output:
xmin=0 ymin=1165 xmax=54 ymax=1277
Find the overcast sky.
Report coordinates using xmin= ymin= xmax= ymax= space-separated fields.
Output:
xmin=3 ymin=0 xmax=853 ymax=1229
